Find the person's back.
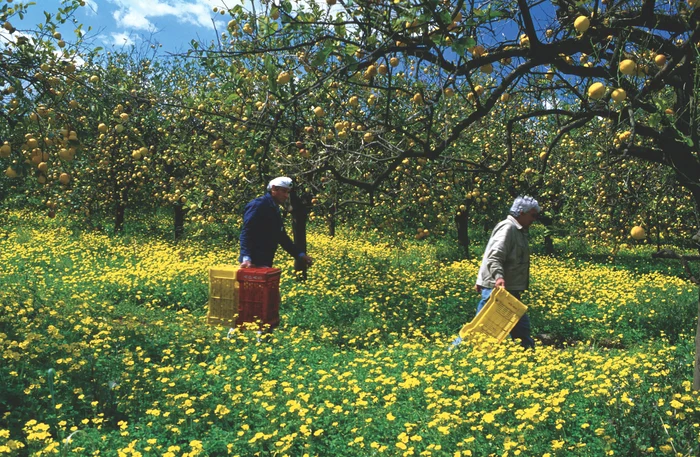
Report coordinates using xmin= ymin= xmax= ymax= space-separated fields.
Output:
xmin=239 ymin=177 xmax=313 ymax=269
xmin=240 ymin=193 xmax=284 ymax=267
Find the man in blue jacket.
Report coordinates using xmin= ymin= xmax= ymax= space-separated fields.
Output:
xmin=239 ymin=177 xmax=313 ymax=269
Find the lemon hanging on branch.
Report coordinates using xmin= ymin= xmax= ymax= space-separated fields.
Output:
xmin=611 ymin=88 xmax=627 ymax=103
xmin=619 ymin=59 xmax=637 ymax=76
xmin=574 ymin=16 xmax=590 ymax=33
xmin=630 ymin=226 xmax=646 ymax=240
xmin=587 ymin=82 xmax=606 ymax=100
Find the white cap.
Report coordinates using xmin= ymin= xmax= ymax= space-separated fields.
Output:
xmin=509 ymin=196 xmax=540 ymax=216
xmin=267 ymin=176 xmax=293 ymax=191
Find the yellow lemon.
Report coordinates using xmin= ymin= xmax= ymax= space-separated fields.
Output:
xmin=574 ymin=16 xmax=590 ymax=33
xmin=276 ymin=71 xmax=291 ymax=85
xmin=619 ymin=59 xmax=636 ymax=75
xmin=587 ymin=82 xmax=606 ymax=99
xmin=611 ymin=88 xmax=627 ymax=102
xmin=630 ymin=226 xmax=646 ymax=240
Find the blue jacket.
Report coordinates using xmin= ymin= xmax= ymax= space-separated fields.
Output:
xmin=239 ymin=193 xmax=301 ymax=267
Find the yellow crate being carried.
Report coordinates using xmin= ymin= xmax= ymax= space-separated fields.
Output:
xmin=458 ymin=288 xmax=528 ymax=343
xmin=207 ymin=266 xmax=239 ymax=327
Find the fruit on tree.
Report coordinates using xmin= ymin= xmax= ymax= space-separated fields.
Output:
xmin=587 ymin=82 xmax=606 ymax=99
xmin=574 ymin=16 xmax=590 ymax=33
xmin=277 ymin=71 xmax=291 ymax=84
xmin=630 ymin=225 xmax=646 ymax=240
xmin=0 ymin=142 xmax=10 ymax=158
xmin=611 ymin=88 xmax=627 ymax=102
xmin=619 ymin=59 xmax=636 ymax=75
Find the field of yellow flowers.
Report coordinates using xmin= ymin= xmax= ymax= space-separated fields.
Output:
xmin=0 ymin=212 xmax=699 ymax=456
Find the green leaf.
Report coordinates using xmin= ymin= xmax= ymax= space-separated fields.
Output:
xmin=335 ymin=23 xmax=346 ymax=37
xmin=451 ymin=37 xmax=475 ymax=56
xmin=393 ymin=17 xmax=408 ymax=29
xmin=648 ymin=113 xmax=661 ymax=129
xmin=259 ymin=17 xmax=272 ymax=35
xmin=483 ymin=8 xmax=504 ymax=19
xmin=264 ymin=55 xmax=278 ymax=92
xmin=345 ymin=44 xmax=359 ymax=57
xmin=264 ymin=54 xmax=276 ymax=77
xmin=312 ymin=41 xmax=334 ymax=68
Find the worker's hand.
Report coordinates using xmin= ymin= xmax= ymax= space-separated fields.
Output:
xmin=300 ymin=254 xmax=313 ymax=267
xmin=474 ymin=284 xmax=482 ymax=293
xmin=240 ymin=260 xmax=253 ymax=269
xmin=495 ymin=278 xmax=506 ymax=289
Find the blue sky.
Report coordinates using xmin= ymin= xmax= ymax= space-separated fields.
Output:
xmin=12 ymin=1 xmax=559 ymax=55
xmin=15 ymin=0 xmax=241 ymax=54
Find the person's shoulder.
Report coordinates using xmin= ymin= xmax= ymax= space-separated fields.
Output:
xmin=492 ymin=218 xmax=518 ymax=238
xmin=249 ymin=193 xmax=272 ymax=205
xmin=244 ymin=194 xmax=267 ymax=210
xmin=494 ymin=218 xmax=513 ymax=230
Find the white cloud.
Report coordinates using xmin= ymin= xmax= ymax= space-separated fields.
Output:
xmin=82 ymin=0 xmax=99 ymax=15
xmin=0 ymin=28 xmax=31 ymax=46
xmin=113 ymin=9 xmax=157 ymax=32
xmin=108 ymin=0 xmax=243 ymax=32
xmin=110 ymin=32 xmax=136 ymax=46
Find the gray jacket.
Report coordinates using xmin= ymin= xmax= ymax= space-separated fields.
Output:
xmin=476 ymin=216 xmax=530 ymax=291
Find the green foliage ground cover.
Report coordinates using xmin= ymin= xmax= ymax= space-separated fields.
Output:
xmin=0 ymin=213 xmax=699 ymax=456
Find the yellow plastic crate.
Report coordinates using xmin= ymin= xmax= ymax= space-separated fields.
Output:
xmin=459 ymin=288 xmax=528 ymax=342
xmin=207 ymin=266 xmax=239 ymax=327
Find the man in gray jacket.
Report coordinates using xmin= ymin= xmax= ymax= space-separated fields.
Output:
xmin=454 ymin=196 xmax=540 ymax=349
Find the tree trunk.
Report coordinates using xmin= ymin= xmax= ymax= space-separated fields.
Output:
xmin=174 ymin=203 xmax=186 ymax=241
xmin=328 ymin=201 xmax=337 ymax=237
xmin=290 ymin=192 xmax=308 ymax=280
xmin=543 ymin=221 xmax=554 ymax=256
xmin=695 ymin=290 xmax=700 ymax=390
xmin=455 ymin=203 xmax=470 ymax=259
xmin=544 ymin=234 xmax=554 ymax=255
xmin=114 ymin=186 xmax=128 ymax=233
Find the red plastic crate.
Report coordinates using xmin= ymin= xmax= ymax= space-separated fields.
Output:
xmin=236 ymin=267 xmax=281 ymax=330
